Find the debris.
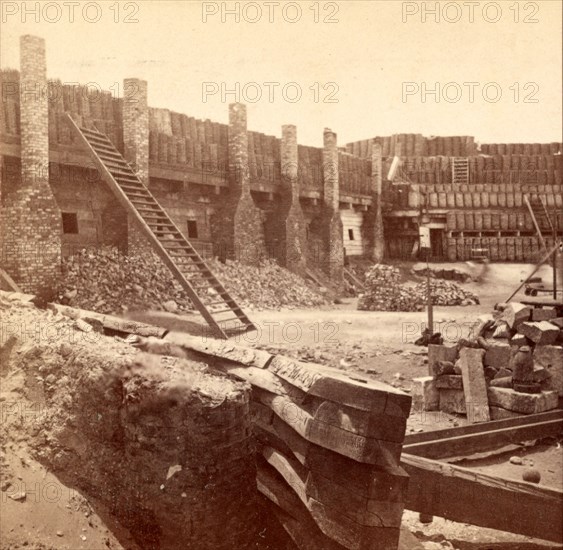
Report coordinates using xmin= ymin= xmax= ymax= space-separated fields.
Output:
xmin=518 ymin=321 xmax=560 ymax=346
xmin=57 ymin=246 xmax=327 ymax=314
xmin=358 ymin=265 xmax=479 ymax=312
xmin=509 ymin=456 xmax=523 ymax=465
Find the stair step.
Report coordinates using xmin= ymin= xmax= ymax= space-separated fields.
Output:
xmin=130 ymin=198 xmax=158 ymax=206
xmin=69 ymin=116 xmax=253 ymax=340
xmin=119 ymin=184 xmax=146 ymax=192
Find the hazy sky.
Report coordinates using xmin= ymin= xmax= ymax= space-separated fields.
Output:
xmin=1 ymin=0 xmax=561 ymax=147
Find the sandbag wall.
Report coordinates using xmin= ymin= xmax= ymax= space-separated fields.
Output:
xmin=378 ymin=154 xmax=563 ymax=186
xmin=0 ymin=69 xmax=123 ymax=149
xmin=338 ymin=152 xmax=372 ymax=195
xmin=346 ymin=134 xmax=478 ymax=158
xmin=148 ymin=107 xmax=230 ymax=180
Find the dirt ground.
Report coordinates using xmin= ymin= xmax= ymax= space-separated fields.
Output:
xmin=1 ymin=261 xmax=561 ymax=549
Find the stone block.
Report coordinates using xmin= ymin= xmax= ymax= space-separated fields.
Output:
xmin=533 ymin=345 xmax=563 ymax=396
xmin=495 ymin=368 xmax=512 ymax=379
xmin=428 ymin=344 xmax=458 ymax=376
xmin=411 ymin=376 xmax=439 ymax=412
xmin=435 ymin=375 xmax=463 ymax=390
xmin=550 ymin=317 xmax=563 ymax=329
xmin=484 ymin=342 xmax=511 ymax=369
xmin=502 ymin=303 xmax=531 ymax=329
xmin=492 ymin=322 xmax=511 ymax=339
xmin=490 ymin=376 xmax=512 ymax=388
xmin=510 ymin=333 xmax=529 ymax=347
xmin=459 ymin=347 xmax=490 ymax=423
xmin=439 ymin=389 xmax=466 ymax=414
xmin=487 ymin=387 xmax=558 ymax=414
xmin=518 ymin=321 xmax=560 ymax=346
xmin=531 ymin=308 xmax=558 ymax=322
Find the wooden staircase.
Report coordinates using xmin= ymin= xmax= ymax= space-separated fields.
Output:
xmin=524 ymin=195 xmax=556 ymax=256
xmin=67 ymin=114 xmax=255 ymax=339
xmin=451 ymin=157 xmax=469 ymax=185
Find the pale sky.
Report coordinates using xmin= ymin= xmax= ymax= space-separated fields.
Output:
xmin=1 ymin=0 xmax=561 ymax=147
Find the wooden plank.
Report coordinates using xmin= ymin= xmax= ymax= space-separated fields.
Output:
xmin=0 ymin=268 xmax=21 ymax=292
xmin=255 ymin=388 xmax=402 ymax=466
xmin=253 ymin=409 xmax=409 ymax=501
xmin=404 ymin=410 xmax=563 ymax=445
xmin=51 ymin=304 xmax=168 ymax=338
xmin=404 ymin=417 xmax=563 ymax=459
xmin=268 ymin=355 xmax=411 ymax=417
xmin=257 ymin=468 xmax=347 ymax=550
xmin=163 ymin=331 xmax=273 ymax=368
xmin=402 ymin=452 xmax=563 ymax=542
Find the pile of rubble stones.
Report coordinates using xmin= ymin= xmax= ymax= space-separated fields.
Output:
xmin=418 ymin=301 xmax=563 ymax=420
xmin=358 ymin=264 xmax=479 ymax=312
xmin=57 ymin=247 xmax=327 ymax=314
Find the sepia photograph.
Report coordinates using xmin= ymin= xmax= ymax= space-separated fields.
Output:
xmin=0 ymin=1 xmax=562 ymax=549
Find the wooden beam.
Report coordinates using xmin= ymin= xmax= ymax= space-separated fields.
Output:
xmin=404 ymin=410 xmax=563 ymax=445
xmin=401 ymin=452 xmax=563 ymax=543
xmin=404 ymin=415 xmax=563 ymax=459
xmin=0 ymin=269 xmax=21 ymax=292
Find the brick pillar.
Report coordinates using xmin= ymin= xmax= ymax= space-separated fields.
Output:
xmin=123 ymin=78 xmax=149 ymax=184
xmin=122 ymin=78 xmax=150 ymax=255
xmin=0 ymin=35 xmax=62 ymax=296
xmin=371 ymin=141 xmax=385 ymax=262
xmin=273 ymin=124 xmax=307 ymax=274
xmin=212 ymin=103 xmax=266 ymax=265
xmin=321 ymin=128 xmax=344 ymax=284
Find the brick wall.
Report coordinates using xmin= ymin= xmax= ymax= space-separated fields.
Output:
xmin=122 ymin=78 xmax=152 ymax=255
xmin=266 ymin=124 xmax=307 ymax=274
xmin=211 ymin=103 xmax=267 ymax=265
xmin=362 ymin=142 xmax=385 ymax=262
xmin=0 ymin=36 xmax=62 ymax=295
xmin=321 ymin=128 xmax=344 ymax=283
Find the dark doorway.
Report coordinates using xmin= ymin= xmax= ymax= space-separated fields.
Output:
xmin=430 ymin=228 xmax=444 ymax=260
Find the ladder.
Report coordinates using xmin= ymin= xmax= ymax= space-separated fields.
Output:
xmin=66 ymin=114 xmax=255 ymax=340
xmin=524 ymin=195 xmax=555 ymax=256
xmin=451 ymin=157 xmax=469 ymax=185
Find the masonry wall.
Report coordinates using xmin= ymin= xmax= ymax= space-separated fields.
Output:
xmin=0 ymin=36 xmax=62 ymax=296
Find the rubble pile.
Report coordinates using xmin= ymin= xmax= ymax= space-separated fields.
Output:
xmin=412 ymin=280 xmax=479 ymax=307
xmin=207 ymin=258 xmax=328 ymax=310
xmin=58 ymin=247 xmax=194 ymax=314
xmin=415 ymin=301 xmax=563 ymax=420
xmin=358 ymin=264 xmax=479 ymax=312
xmin=412 ymin=265 xmax=472 ymax=282
xmin=58 ymin=247 xmax=327 ymax=315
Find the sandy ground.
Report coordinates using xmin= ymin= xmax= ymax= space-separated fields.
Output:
xmin=1 ymin=261 xmax=561 ymax=549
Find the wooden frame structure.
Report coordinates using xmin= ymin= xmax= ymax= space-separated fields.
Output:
xmin=401 ymin=410 xmax=563 ymax=543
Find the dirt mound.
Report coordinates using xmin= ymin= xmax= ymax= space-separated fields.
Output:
xmin=358 ymin=264 xmax=479 ymax=312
